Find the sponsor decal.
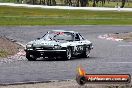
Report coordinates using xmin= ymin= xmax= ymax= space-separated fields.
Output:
xmin=54 ymin=32 xmax=64 ymax=35
xmin=76 ymin=66 xmax=131 ymax=85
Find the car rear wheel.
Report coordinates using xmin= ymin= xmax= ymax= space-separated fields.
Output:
xmin=64 ymin=48 xmax=72 ymax=60
xmin=26 ymin=53 xmax=37 ymax=61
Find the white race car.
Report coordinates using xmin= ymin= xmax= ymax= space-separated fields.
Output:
xmin=25 ymin=30 xmax=93 ymax=61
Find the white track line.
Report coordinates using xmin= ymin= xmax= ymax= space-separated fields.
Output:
xmin=0 ymin=3 xmax=132 ymax=11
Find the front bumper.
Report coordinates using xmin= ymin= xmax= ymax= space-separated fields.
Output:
xmin=25 ymin=49 xmax=66 ymax=57
xmin=25 ymin=49 xmax=66 ymax=52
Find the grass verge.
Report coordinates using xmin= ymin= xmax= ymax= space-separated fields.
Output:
xmin=0 ymin=6 xmax=132 ymax=25
xmin=0 ymin=0 xmax=15 ymax=3
xmin=0 ymin=36 xmax=23 ymax=58
xmin=110 ymin=32 xmax=132 ymax=42
xmin=0 ymin=50 xmax=8 ymax=57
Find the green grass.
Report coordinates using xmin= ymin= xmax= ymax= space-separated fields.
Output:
xmin=0 ymin=0 xmax=16 ymax=3
xmin=0 ymin=50 xmax=8 ymax=58
xmin=0 ymin=6 xmax=132 ymax=25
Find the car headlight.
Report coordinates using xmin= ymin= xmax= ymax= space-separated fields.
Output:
xmin=54 ymin=45 xmax=61 ymax=49
xmin=26 ymin=44 xmax=32 ymax=48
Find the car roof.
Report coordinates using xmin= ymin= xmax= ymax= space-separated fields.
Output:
xmin=50 ymin=30 xmax=78 ymax=33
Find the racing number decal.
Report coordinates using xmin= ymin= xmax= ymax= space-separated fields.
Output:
xmin=74 ymin=46 xmax=78 ymax=51
xmin=74 ymin=46 xmax=83 ymax=51
xmin=74 ymin=41 xmax=84 ymax=52
xmin=77 ymin=46 xmax=83 ymax=51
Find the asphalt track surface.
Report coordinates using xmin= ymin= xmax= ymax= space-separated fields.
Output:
xmin=0 ymin=26 xmax=132 ymax=84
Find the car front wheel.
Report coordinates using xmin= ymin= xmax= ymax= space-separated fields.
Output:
xmin=82 ymin=47 xmax=90 ymax=58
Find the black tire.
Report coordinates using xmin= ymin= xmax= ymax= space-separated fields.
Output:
xmin=76 ymin=75 xmax=86 ymax=85
xmin=26 ymin=53 xmax=37 ymax=61
xmin=81 ymin=47 xmax=90 ymax=58
xmin=64 ymin=48 xmax=72 ymax=60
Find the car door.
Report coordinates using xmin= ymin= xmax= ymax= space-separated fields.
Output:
xmin=74 ymin=33 xmax=84 ymax=54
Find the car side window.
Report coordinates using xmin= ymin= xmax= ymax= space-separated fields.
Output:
xmin=78 ymin=33 xmax=85 ymax=40
xmin=75 ymin=34 xmax=80 ymax=41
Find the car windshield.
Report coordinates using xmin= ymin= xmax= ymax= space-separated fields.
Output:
xmin=42 ymin=31 xmax=74 ymax=41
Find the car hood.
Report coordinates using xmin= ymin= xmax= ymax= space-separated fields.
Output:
xmin=27 ymin=39 xmax=67 ymax=47
xmin=27 ymin=39 xmax=92 ymax=48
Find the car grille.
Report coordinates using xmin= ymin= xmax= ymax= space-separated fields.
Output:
xmin=33 ymin=47 xmax=54 ymax=50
